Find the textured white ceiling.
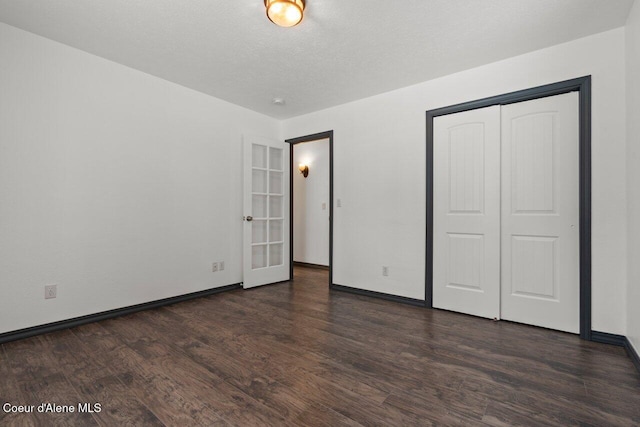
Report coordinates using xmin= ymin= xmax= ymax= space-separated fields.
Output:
xmin=0 ymin=0 xmax=634 ymax=119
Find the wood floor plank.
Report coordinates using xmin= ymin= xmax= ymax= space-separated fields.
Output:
xmin=113 ymin=349 xmax=227 ymax=424
xmin=383 ymin=392 xmax=492 ymax=427
xmin=156 ymin=306 xmax=392 ymax=406
xmin=251 ymin=283 xmax=608 ymax=403
xmin=0 ymin=345 xmax=38 ymax=427
xmin=125 ymin=309 xmax=315 ymax=422
xmin=39 ymin=330 xmax=165 ymax=427
xmin=274 ymin=364 xmax=428 ymax=426
xmin=76 ymin=323 xmax=233 ymax=426
xmin=91 ymin=310 xmax=302 ymax=426
xmin=482 ymin=400 xmax=561 ymax=427
xmin=70 ymin=321 xmax=124 ymax=356
xmin=2 ymin=266 xmax=639 ymax=426
xmin=583 ymin=377 xmax=640 ymax=422
xmin=2 ymin=336 xmax=99 ymax=426
xmin=292 ymin=403 xmax=365 ymax=427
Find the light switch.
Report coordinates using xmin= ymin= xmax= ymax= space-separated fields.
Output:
xmin=322 ymin=202 xmax=326 ymax=210
xmin=337 ymin=199 xmax=342 ymax=207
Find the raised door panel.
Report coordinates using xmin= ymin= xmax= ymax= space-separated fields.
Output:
xmin=448 ymin=124 xmax=485 ymax=214
xmin=511 ymin=113 xmax=555 ymax=214
xmin=510 ymin=235 xmax=558 ymax=301
xmin=446 ymin=233 xmax=484 ymax=292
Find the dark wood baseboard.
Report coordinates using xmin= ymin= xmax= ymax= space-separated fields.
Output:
xmin=591 ymin=330 xmax=626 ymax=346
xmin=331 ymin=283 xmax=426 ymax=307
xmin=293 ymin=261 xmax=330 ymax=271
xmin=591 ymin=330 xmax=640 ymax=374
xmin=0 ymin=283 xmax=242 ymax=345
xmin=624 ymin=337 xmax=640 ymax=374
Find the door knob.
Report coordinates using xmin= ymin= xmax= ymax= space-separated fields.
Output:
xmin=245 ymin=216 xmax=253 ymax=222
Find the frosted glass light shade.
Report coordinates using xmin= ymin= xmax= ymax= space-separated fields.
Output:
xmin=265 ymin=0 xmax=305 ymax=27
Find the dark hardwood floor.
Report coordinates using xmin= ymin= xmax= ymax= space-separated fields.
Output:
xmin=1 ymin=266 xmax=639 ymax=426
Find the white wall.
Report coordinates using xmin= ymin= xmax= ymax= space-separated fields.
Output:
xmin=283 ymin=28 xmax=628 ymax=335
xmin=626 ymin=0 xmax=640 ymax=353
xmin=293 ymin=138 xmax=330 ymax=266
xmin=1 ymin=20 xmax=633 ymax=338
xmin=0 ymin=23 xmax=280 ymax=334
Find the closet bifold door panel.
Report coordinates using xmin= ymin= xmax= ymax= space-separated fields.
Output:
xmin=432 ymin=92 xmax=580 ymax=333
xmin=500 ymin=93 xmax=580 ymax=333
xmin=432 ymin=106 xmax=501 ymax=319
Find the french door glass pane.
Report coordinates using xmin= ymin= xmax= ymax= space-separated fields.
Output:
xmin=269 ymin=243 xmax=283 ymax=266
xmin=252 ymin=170 xmax=267 ymax=193
xmin=269 ymin=171 xmax=283 ymax=194
xmin=252 ymin=244 xmax=267 ymax=269
xmin=252 ymin=144 xmax=267 ymax=168
xmin=269 ymin=219 xmax=283 ymax=242
xmin=269 ymin=147 xmax=283 ymax=171
xmin=252 ymin=195 xmax=267 ymax=218
xmin=269 ymin=195 xmax=283 ymax=218
xmin=252 ymin=220 xmax=267 ymax=244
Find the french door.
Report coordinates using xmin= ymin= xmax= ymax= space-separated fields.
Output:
xmin=242 ymin=135 xmax=290 ymax=288
xmin=432 ymin=92 xmax=580 ymax=333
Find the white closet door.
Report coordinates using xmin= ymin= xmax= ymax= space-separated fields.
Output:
xmin=500 ymin=93 xmax=579 ymax=333
xmin=433 ymin=106 xmax=501 ymax=319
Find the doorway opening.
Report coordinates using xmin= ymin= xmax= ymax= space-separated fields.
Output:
xmin=286 ymin=131 xmax=334 ymax=286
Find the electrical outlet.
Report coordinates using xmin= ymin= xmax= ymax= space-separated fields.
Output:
xmin=219 ymin=261 xmax=225 ymax=271
xmin=382 ymin=266 xmax=389 ymax=277
xmin=337 ymin=199 xmax=342 ymax=207
xmin=212 ymin=262 xmax=219 ymax=272
xmin=45 ymin=284 xmax=57 ymax=299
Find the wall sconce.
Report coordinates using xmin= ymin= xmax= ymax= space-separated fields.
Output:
xmin=298 ymin=164 xmax=309 ymax=178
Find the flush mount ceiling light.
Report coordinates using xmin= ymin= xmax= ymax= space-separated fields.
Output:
xmin=264 ymin=0 xmax=305 ymax=28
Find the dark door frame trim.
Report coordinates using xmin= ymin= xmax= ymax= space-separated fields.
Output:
xmin=425 ymin=76 xmax=592 ymax=340
xmin=286 ymin=130 xmax=334 ymax=287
